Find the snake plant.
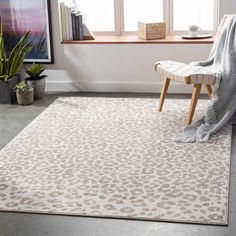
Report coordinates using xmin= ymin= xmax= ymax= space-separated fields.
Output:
xmin=0 ymin=16 xmax=32 ymax=81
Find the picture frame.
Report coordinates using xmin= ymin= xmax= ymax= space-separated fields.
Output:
xmin=0 ymin=0 xmax=54 ymax=64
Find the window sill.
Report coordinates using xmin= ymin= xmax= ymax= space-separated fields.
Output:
xmin=61 ymin=35 xmax=215 ymax=44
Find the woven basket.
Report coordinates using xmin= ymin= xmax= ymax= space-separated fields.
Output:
xmin=138 ymin=22 xmax=166 ymax=40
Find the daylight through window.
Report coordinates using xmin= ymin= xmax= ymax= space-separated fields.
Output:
xmin=75 ymin=0 xmax=218 ymax=35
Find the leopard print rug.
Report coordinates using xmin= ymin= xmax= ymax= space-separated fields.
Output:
xmin=0 ymin=97 xmax=232 ymax=225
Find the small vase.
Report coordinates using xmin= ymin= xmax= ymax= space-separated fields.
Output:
xmin=16 ymin=87 xmax=34 ymax=105
xmin=26 ymin=78 xmax=45 ymax=100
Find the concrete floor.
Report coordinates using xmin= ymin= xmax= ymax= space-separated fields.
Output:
xmin=0 ymin=92 xmax=236 ymax=236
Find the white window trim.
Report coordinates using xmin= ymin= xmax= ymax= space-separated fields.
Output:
xmin=214 ymin=0 xmax=220 ymax=31
xmin=92 ymin=0 xmax=219 ymax=36
xmin=163 ymin=0 xmax=171 ymax=35
xmin=116 ymin=0 xmax=124 ymax=35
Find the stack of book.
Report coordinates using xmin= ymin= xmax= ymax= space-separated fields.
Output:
xmin=60 ymin=1 xmax=95 ymax=41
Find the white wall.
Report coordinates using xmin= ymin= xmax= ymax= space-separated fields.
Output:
xmin=219 ymin=0 xmax=236 ymax=17
xmin=46 ymin=0 xmax=236 ymax=93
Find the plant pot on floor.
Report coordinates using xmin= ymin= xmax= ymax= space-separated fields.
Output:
xmin=0 ymin=75 xmax=21 ymax=104
xmin=26 ymin=78 xmax=45 ymax=100
xmin=16 ymin=87 xmax=34 ymax=105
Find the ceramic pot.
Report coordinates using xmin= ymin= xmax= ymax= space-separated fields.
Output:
xmin=0 ymin=75 xmax=20 ymax=104
xmin=16 ymin=87 xmax=34 ymax=105
xmin=26 ymin=78 xmax=45 ymax=100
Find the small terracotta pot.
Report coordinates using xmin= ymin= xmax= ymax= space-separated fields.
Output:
xmin=16 ymin=87 xmax=34 ymax=105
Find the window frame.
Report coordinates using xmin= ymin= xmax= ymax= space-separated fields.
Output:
xmin=81 ymin=0 xmax=118 ymax=35
xmin=91 ymin=0 xmax=219 ymax=36
xmin=121 ymin=0 xmax=165 ymax=35
xmin=169 ymin=0 xmax=219 ymax=35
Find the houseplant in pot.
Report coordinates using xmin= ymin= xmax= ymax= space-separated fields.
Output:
xmin=0 ymin=16 xmax=32 ymax=104
xmin=25 ymin=63 xmax=47 ymax=100
xmin=14 ymin=81 xmax=34 ymax=105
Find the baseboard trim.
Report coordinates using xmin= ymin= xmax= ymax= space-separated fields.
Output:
xmin=46 ymin=81 xmax=80 ymax=92
xmin=46 ymin=81 xmax=208 ymax=94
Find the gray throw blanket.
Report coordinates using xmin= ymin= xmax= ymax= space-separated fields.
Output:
xmin=178 ymin=14 xmax=236 ymax=142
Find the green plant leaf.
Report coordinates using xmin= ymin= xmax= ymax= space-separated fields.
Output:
xmin=14 ymin=81 xmax=29 ymax=92
xmin=0 ymin=15 xmax=32 ymax=81
xmin=8 ymin=32 xmax=32 ymax=78
xmin=25 ymin=62 xmax=46 ymax=79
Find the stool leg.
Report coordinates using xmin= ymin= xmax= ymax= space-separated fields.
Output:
xmin=187 ymin=84 xmax=202 ymax=125
xmin=205 ymin=84 xmax=212 ymax=99
xmin=158 ymin=77 xmax=170 ymax=112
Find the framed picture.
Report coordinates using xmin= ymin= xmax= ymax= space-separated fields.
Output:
xmin=0 ymin=0 xmax=54 ymax=64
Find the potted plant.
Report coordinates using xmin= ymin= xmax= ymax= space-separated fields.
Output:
xmin=0 ymin=16 xmax=32 ymax=104
xmin=25 ymin=63 xmax=47 ymax=100
xmin=14 ymin=81 xmax=34 ymax=105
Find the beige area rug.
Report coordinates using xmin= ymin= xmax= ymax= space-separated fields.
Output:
xmin=0 ymin=97 xmax=232 ymax=225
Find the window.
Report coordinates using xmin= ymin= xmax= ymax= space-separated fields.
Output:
xmin=75 ymin=0 xmax=218 ymax=35
xmin=124 ymin=0 xmax=163 ymax=31
xmin=78 ymin=0 xmax=115 ymax=32
xmin=172 ymin=0 xmax=216 ymax=32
